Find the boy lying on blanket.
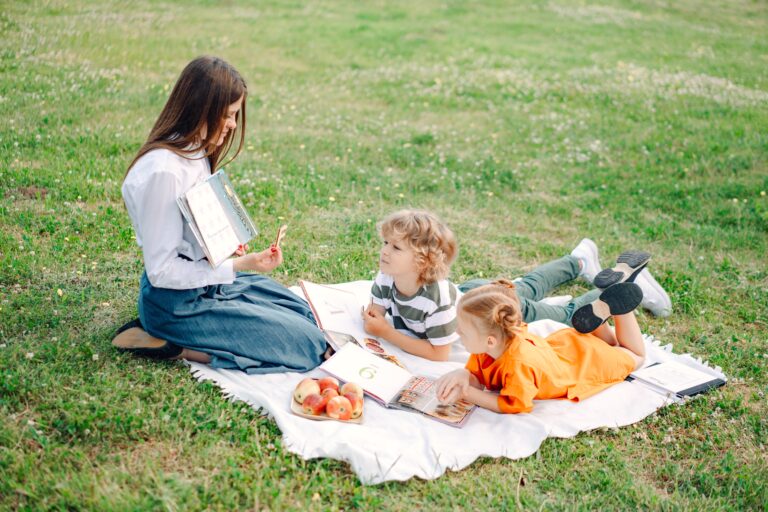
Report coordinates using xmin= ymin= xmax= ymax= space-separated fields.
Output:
xmin=361 ymin=208 xmax=670 ymax=363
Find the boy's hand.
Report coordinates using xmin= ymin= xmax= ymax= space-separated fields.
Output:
xmin=361 ymin=303 xmax=390 ymax=337
xmin=436 ymin=369 xmax=471 ymax=404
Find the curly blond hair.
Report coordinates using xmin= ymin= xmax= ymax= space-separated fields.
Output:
xmin=458 ymin=279 xmax=523 ymax=346
xmin=378 ymin=209 xmax=458 ymax=285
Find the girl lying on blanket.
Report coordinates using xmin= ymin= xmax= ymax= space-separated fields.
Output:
xmin=361 ymin=208 xmax=670 ymax=363
xmin=435 ymin=267 xmax=649 ymax=413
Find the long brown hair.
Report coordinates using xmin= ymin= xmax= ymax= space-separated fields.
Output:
xmin=125 ymin=56 xmax=247 ymax=177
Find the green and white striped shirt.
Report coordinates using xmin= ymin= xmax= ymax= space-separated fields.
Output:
xmin=371 ymin=271 xmax=460 ymax=346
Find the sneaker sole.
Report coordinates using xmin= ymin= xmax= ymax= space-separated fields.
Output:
xmin=572 ymin=282 xmax=643 ymax=333
xmin=593 ymin=251 xmax=651 ymax=289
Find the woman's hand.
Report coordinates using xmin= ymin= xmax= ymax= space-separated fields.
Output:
xmin=435 ymin=369 xmax=471 ymax=404
xmin=361 ymin=303 xmax=391 ymax=338
xmin=234 ymin=244 xmax=249 ymax=257
xmin=233 ymin=245 xmax=283 ymax=273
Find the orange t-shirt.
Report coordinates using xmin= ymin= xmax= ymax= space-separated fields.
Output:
xmin=465 ymin=324 xmax=635 ymax=414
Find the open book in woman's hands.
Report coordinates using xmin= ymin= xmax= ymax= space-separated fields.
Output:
xmin=177 ymin=170 xmax=258 ymax=267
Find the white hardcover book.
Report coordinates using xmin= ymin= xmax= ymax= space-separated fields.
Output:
xmin=629 ymin=360 xmax=726 ymax=397
xmin=176 ymin=170 xmax=257 ymax=268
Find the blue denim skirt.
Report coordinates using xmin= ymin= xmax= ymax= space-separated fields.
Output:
xmin=138 ymin=272 xmax=327 ymax=374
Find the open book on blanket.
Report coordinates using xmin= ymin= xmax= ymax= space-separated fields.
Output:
xmin=321 ymin=343 xmax=475 ymax=428
xmin=629 ymin=360 xmax=726 ymax=398
xmin=177 ymin=170 xmax=258 ymax=268
xmin=299 ymin=280 xmax=406 ymax=369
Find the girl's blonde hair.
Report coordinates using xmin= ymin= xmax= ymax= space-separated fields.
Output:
xmin=458 ymin=279 xmax=523 ymax=346
xmin=378 ymin=209 xmax=458 ymax=285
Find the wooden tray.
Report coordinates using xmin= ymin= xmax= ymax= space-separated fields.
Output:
xmin=290 ymin=398 xmax=363 ymax=424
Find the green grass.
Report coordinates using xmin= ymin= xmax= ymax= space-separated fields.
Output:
xmin=1 ymin=0 xmax=767 ymax=509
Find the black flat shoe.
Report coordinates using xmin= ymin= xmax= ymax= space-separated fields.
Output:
xmin=593 ymin=250 xmax=651 ymax=289
xmin=112 ymin=319 xmax=183 ymax=359
xmin=571 ymin=282 xmax=643 ymax=333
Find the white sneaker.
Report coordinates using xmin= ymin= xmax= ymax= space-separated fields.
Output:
xmin=635 ymin=268 xmax=672 ymax=317
xmin=570 ymin=238 xmax=601 ymax=284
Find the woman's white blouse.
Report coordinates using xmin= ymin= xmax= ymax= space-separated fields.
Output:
xmin=122 ymin=148 xmax=235 ymax=290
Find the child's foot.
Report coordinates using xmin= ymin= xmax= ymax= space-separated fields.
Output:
xmin=571 ymin=282 xmax=643 ymax=333
xmin=635 ymin=268 xmax=672 ymax=317
xmin=571 ymin=238 xmax=601 ymax=284
xmin=593 ymin=250 xmax=651 ymax=289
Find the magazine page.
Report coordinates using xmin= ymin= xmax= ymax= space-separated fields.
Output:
xmin=320 ymin=343 xmax=412 ymax=405
xmin=391 ymin=376 xmax=475 ymax=427
xmin=630 ymin=360 xmax=726 ymax=396
xmin=184 ymin=179 xmax=241 ymax=267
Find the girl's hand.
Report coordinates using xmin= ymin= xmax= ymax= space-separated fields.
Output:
xmin=233 ymin=245 xmax=283 ymax=273
xmin=436 ymin=369 xmax=471 ymax=404
xmin=361 ymin=304 xmax=390 ymax=337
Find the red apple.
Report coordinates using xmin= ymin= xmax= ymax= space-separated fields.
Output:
xmin=343 ymin=392 xmax=363 ymax=419
xmin=325 ymin=396 xmax=352 ymax=421
xmin=302 ymin=393 xmax=325 ymax=415
xmin=321 ymin=387 xmax=339 ymax=400
xmin=293 ymin=378 xmax=320 ymax=404
xmin=340 ymin=382 xmax=364 ymax=400
xmin=318 ymin=376 xmax=340 ymax=394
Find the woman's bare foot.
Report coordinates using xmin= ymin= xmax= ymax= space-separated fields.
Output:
xmin=172 ymin=348 xmax=212 ymax=363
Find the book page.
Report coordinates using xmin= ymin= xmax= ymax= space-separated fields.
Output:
xmin=320 ymin=343 xmax=412 ymax=404
xmin=392 ymin=376 xmax=474 ymax=426
xmin=185 ymin=181 xmax=240 ymax=266
xmin=631 ymin=361 xmax=722 ymax=394
xmin=300 ymin=281 xmax=367 ymax=340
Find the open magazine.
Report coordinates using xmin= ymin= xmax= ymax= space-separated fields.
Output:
xmin=177 ymin=170 xmax=258 ymax=268
xmin=628 ymin=360 xmax=726 ymax=398
xmin=321 ymin=343 xmax=475 ymax=428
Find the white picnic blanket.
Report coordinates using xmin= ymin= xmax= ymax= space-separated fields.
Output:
xmin=188 ymin=281 xmax=725 ymax=484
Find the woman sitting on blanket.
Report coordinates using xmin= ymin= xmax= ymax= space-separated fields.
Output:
xmin=114 ymin=56 xmax=330 ymax=373
xmin=435 ymin=259 xmax=651 ymax=413
xmin=361 ymin=209 xmax=670 ymax=362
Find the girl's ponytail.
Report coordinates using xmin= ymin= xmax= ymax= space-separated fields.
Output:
xmin=492 ymin=303 xmax=523 ymax=340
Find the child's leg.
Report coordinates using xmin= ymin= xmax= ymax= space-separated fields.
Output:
xmin=514 ymin=256 xmax=581 ymax=301
xmin=612 ymin=312 xmax=646 ymax=369
xmin=457 ymin=278 xmax=491 ymax=293
xmin=518 ymin=288 xmax=601 ymax=325
xmin=591 ymin=322 xmax=618 ymax=346
xmin=590 ymin=315 xmax=645 ymax=366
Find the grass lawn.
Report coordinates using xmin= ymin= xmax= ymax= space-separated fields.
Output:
xmin=1 ymin=0 xmax=766 ymax=509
